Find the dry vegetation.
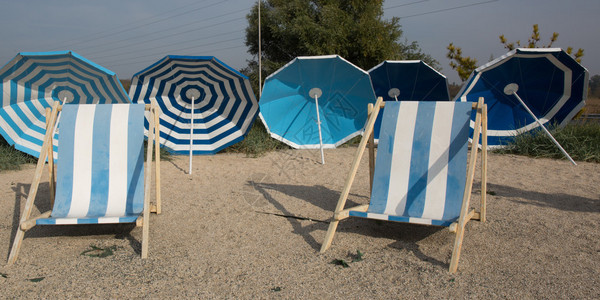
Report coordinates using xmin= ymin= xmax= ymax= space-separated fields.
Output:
xmin=584 ymin=97 xmax=600 ymax=114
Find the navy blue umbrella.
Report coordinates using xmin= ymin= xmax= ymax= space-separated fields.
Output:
xmin=455 ymin=48 xmax=588 ymax=164
xmin=368 ymin=60 xmax=450 ymax=140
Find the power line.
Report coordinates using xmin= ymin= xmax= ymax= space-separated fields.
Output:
xmin=384 ymin=0 xmax=430 ymax=10
xmin=396 ymin=0 xmax=499 ymax=18
xmin=49 ymin=0 xmax=228 ymax=50
xmin=82 ymin=14 xmax=247 ymax=55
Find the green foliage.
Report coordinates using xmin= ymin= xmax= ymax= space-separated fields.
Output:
xmin=330 ymin=259 xmax=350 ymax=268
xmin=495 ymin=122 xmax=600 ymax=163
xmin=244 ymin=0 xmax=437 ymax=89
xmin=0 ymin=136 xmax=36 ymax=171
xmin=330 ymin=249 xmax=365 ymax=267
xmin=222 ymin=119 xmax=290 ymax=157
xmin=27 ymin=277 xmax=45 ymax=282
xmin=446 ymin=43 xmax=478 ymax=82
xmin=448 ymin=24 xmax=585 ymax=82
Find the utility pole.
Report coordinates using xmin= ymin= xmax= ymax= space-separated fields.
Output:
xmin=258 ymin=0 xmax=262 ymax=97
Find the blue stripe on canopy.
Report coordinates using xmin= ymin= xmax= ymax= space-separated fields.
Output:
xmin=129 ymin=55 xmax=258 ymax=155
xmin=0 ymin=51 xmax=131 ymax=159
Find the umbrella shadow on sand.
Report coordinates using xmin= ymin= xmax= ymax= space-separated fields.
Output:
xmin=488 ymin=183 xmax=599 ymax=213
xmin=248 ymin=181 xmax=447 ymax=266
xmin=6 ymin=182 xmax=142 ymax=261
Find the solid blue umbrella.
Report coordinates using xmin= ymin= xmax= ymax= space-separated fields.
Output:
xmin=259 ymin=55 xmax=376 ymax=163
xmin=368 ymin=60 xmax=450 ymax=140
xmin=455 ymin=48 xmax=588 ymax=163
xmin=0 ymin=51 xmax=130 ymax=159
xmin=129 ymin=56 xmax=258 ymax=172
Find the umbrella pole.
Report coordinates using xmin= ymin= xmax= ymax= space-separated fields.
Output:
xmin=314 ymin=94 xmax=325 ymax=165
xmin=511 ymin=92 xmax=577 ymax=165
xmin=189 ymin=96 xmax=195 ymax=175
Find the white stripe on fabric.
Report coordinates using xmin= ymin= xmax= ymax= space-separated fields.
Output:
xmin=54 ymin=219 xmax=78 ymax=225
xmin=421 ymin=103 xmax=454 ymax=220
xmin=385 ymin=102 xmax=419 ymax=216
xmin=67 ymin=105 xmax=95 ymax=218
xmin=408 ymin=217 xmax=434 ymax=225
xmin=106 ymin=105 xmax=129 ymax=217
xmin=97 ymin=217 xmax=120 ymax=223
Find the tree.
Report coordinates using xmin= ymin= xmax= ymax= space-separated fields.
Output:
xmin=447 ymin=24 xmax=585 ymax=82
xmin=590 ymin=74 xmax=600 ymax=99
xmin=243 ymin=0 xmax=437 ymax=92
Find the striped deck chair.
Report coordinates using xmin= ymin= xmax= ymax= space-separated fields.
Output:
xmin=7 ymin=102 xmax=161 ymax=265
xmin=320 ymin=97 xmax=487 ymax=273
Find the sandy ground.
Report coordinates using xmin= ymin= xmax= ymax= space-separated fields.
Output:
xmin=0 ymin=148 xmax=598 ymax=298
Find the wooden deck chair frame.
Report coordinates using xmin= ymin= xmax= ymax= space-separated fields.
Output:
xmin=320 ymin=97 xmax=488 ymax=273
xmin=7 ymin=101 xmax=162 ymax=265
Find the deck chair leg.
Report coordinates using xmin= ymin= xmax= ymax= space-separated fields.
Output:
xmin=449 ymin=222 xmax=467 ymax=273
xmin=141 ymin=104 xmax=156 ymax=259
xmin=449 ymin=98 xmax=484 ymax=273
xmin=154 ymin=106 xmax=161 ymax=214
xmin=7 ymin=102 xmax=59 ymax=266
xmin=480 ymin=104 xmax=488 ymax=222
xmin=320 ymin=98 xmax=384 ymax=253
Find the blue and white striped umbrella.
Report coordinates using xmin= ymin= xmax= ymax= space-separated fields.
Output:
xmin=0 ymin=51 xmax=130 ymax=159
xmin=129 ymin=55 xmax=258 ymax=155
xmin=455 ymin=48 xmax=588 ymax=148
xmin=368 ymin=60 xmax=450 ymax=140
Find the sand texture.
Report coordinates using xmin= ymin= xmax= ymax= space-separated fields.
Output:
xmin=0 ymin=148 xmax=599 ymax=298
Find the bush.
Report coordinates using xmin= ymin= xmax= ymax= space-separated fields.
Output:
xmin=495 ymin=122 xmax=600 ymax=163
xmin=0 ymin=136 xmax=36 ymax=171
xmin=222 ymin=120 xmax=290 ymax=157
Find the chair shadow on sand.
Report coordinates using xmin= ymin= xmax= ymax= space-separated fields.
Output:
xmin=248 ymin=181 xmax=448 ymax=267
xmin=7 ymin=182 xmax=142 ymax=261
xmin=488 ymin=183 xmax=599 ymax=213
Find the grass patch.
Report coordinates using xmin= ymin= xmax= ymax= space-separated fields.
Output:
xmin=0 ymin=136 xmax=36 ymax=171
xmin=495 ymin=122 xmax=600 ymax=163
xmin=222 ymin=120 xmax=290 ymax=157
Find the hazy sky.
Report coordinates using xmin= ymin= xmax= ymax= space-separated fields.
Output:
xmin=0 ymin=0 xmax=598 ymax=84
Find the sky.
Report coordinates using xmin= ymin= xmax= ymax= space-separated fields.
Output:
xmin=0 ymin=0 xmax=598 ymax=85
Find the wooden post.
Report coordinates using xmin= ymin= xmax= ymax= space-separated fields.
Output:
xmin=153 ymin=104 xmax=162 ymax=214
xmin=320 ymin=97 xmax=383 ymax=253
xmin=7 ymin=102 xmax=60 ymax=265
xmin=449 ymin=97 xmax=483 ymax=273
xmin=481 ymin=102 xmax=488 ymax=222
xmin=45 ymin=108 xmax=55 ymax=208
xmin=368 ymin=103 xmax=375 ymax=193
xmin=141 ymin=103 xmax=155 ymax=259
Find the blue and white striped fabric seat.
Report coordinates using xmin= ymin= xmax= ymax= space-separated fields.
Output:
xmin=349 ymin=101 xmax=471 ymax=226
xmin=36 ymin=103 xmax=146 ymax=225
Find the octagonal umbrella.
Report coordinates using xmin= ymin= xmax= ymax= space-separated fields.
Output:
xmin=259 ymin=55 xmax=376 ymax=164
xmin=129 ymin=55 xmax=258 ymax=173
xmin=0 ymin=51 xmax=130 ymax=159
xmin=368 ymin=60 xmax=450 ymax=140
xmin=455 ymin=48 xmax=588 ymax=164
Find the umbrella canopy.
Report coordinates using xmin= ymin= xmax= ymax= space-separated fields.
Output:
xmin=129 ymin=55 xmax=258 ymax=155
xmin=455 ymin=48 xmax=588 ymax=148
xmin=369 ymin=60 xmax=450 ymax=102
xmin=368 ymin=60 xmax=450 ymax=140
xmin=259 ymin=55 xmax=376 ymax=149
xmin=0 ymin=51 xmax=130 ymax=158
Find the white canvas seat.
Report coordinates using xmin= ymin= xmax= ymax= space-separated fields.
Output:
xmin=321 ymin=97 xmax=487 ymax=273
